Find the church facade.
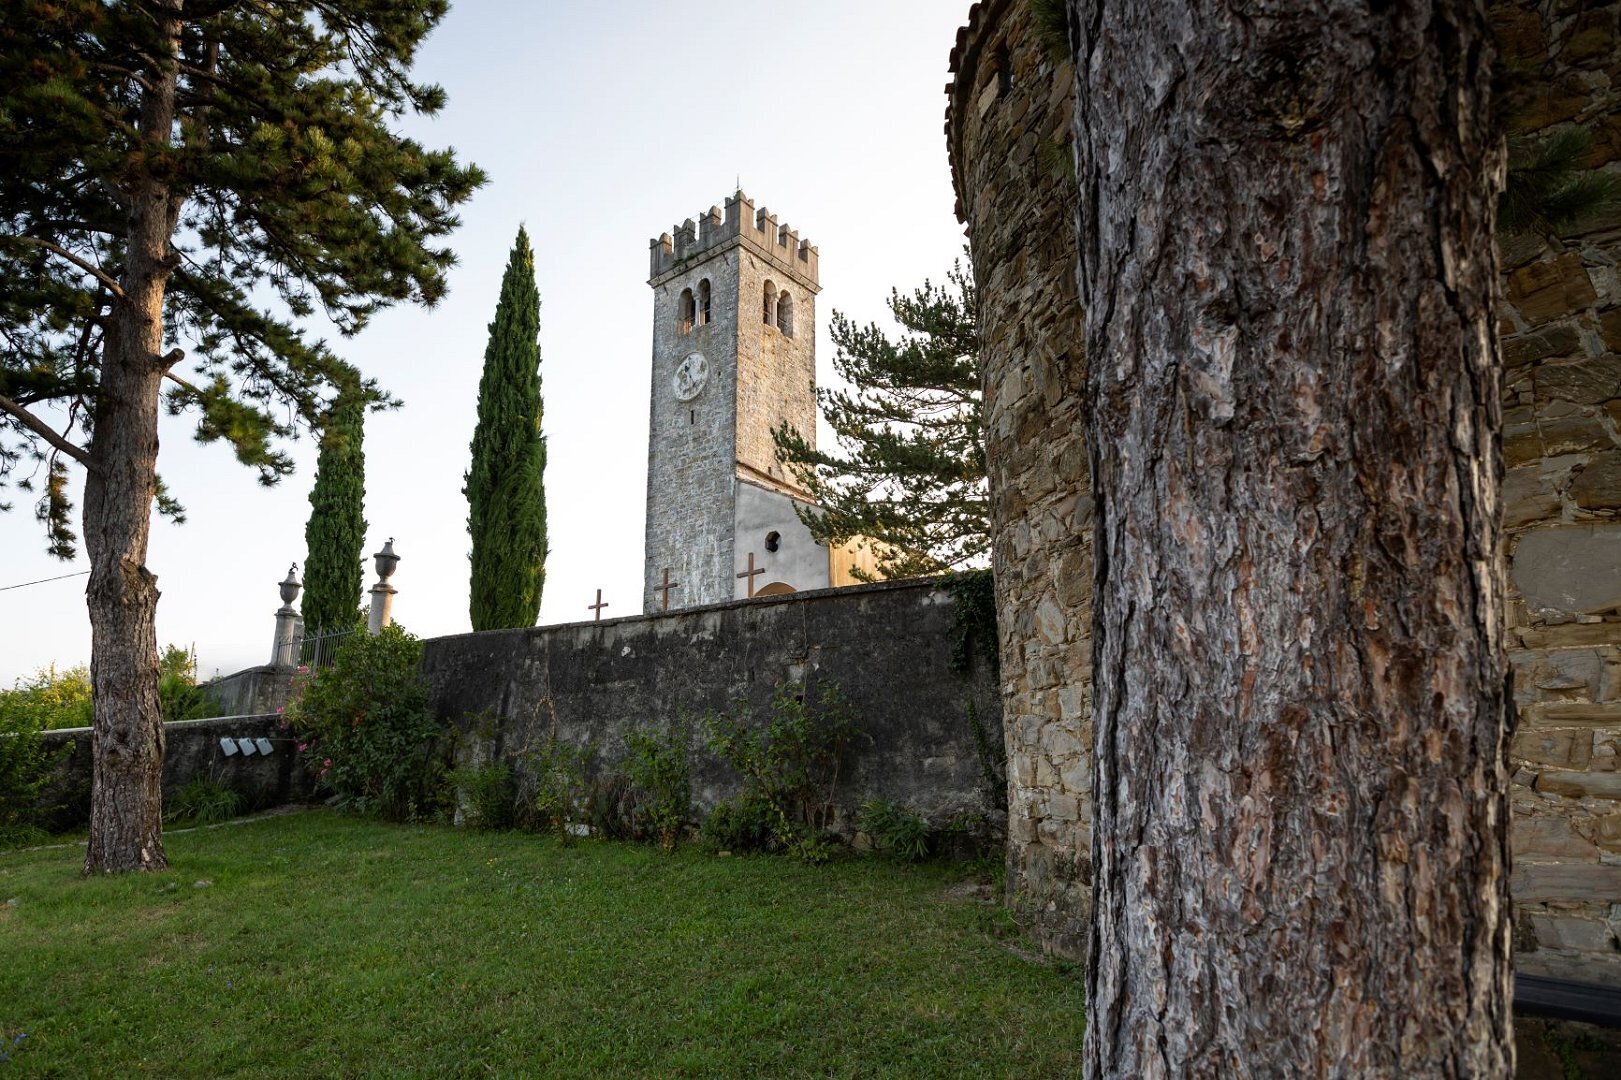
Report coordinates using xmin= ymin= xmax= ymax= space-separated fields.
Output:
xmin=642 ymin=191 xmax=874 ymax=614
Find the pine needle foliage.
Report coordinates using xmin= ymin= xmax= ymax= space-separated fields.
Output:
xmin=302 ymin=395 xmax=368 ymax=637
xmin=1500 ymin=125 xmax=1621 ymax=236
xmin=466 ymin=227 xmax=547 ymax=630
xmin=0 ymin=0 xmax=485 ymax=532
xmin=772 ymin=262 xmax=987 ymax=580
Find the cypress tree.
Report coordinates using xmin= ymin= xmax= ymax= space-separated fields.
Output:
xmin=466 ymin=227 xmax=547 ymax=630
xmin=301 ymin=396 xmax=368 ymax=637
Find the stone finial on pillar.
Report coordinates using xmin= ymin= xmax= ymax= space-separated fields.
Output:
xmin=367 ymin=538 xmax=400 ymax=635
xmin=272 ymin=564 xmax=303 ymax=667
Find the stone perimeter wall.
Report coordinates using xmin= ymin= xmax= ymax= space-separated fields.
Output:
xmin=950 ymin=0 xmax=1621 ymax=984
xmin=37 ymin=714 xmax=313 ymax=830
xmin=947 ymin=0 xmax=1094 ymax=960
xmin=420 ymin=578 xmax=1004 ymax=835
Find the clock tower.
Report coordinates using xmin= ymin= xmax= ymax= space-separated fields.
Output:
xmin=643 ymin=191 xmax=823 ymax=612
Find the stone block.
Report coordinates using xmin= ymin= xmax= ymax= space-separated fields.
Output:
xmin=1513 ymin=815 xmax=1601 ymax=858
xmin=1537 ymin=769 xmax=1621 ymax=800
xmin=1513 ymin=729 xmax=1594 ymax=770
xmin=1600 ymin=308 xmax=1621 ymax=353
xmin=1513 ymin=860 xmax=1621 ymax=901
xmin=1503 ymin=324 xmax=1584 ymax=368
xmin=1528 ymin=912 xmax=1617 ymax=951
xmin=1516 ymin=622 xmax=1621 ymax=649
xmin=1504 ymin=466 xmax=1561 ymax=528
xmin=1512 ymin=523 xmax=1621 ymax=614
xmin=1573 ymin=452 xmax=1621 ymax=511
xmin=1535 ymin=354 xmax=1621 ymax=406
xmin=1539 ymin=414 xmax=1614 ymax=457
xmin=1507 ymin=254 xmax=1598 ymax=325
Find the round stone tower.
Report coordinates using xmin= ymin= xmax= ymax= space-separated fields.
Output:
xmin=947 ymin=0 xmax=1091 ymax=960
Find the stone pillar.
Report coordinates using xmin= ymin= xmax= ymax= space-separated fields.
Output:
xmin=947 ymin=0 xmax=1093 ymax=960
xmin=270 ymin=564 xmax=302 ymax=668
xmin=367 ymin=538 xmax=400 ymax=635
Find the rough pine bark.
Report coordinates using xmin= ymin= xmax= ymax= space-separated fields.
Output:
xmin=82 ymin=0 xmax=184 ymax=874
xmin=1070 ymin=0 xmax=1512 ymax=1075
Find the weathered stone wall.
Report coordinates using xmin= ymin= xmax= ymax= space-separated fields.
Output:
xmin=420 ymin=579 xmax=1004 ymax=834
xmin=1494 ymin=0 xmax=1621 ymax=988
xmin=644 ymin=236 xmax=739 ymax=612
xmin=947 ymin=0 xmax=1093 ymax=958
xmin=201 ymin=664 xmax=296 ymax=719
xmin=950 ymin=0 xmax=1621 ymax=983
xmin=38 ymin=714 xmax=311 ymax=829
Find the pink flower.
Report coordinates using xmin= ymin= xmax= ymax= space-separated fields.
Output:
xmin=323 ymin=758 xmax=332 ymax=768
xmin=296 ymin=742 xmax=308 ymax=752
xmin=275 ymin=706 xmax=285 ymax=714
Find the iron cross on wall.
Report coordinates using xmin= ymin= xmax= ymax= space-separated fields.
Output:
xmin=736 ymin=552 xmax=765 ymax=598
xmin=655 ymin=568 xmax=680 ymax=612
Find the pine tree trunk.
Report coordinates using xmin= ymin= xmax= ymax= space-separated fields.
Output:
xmin=82 ymin=1 xmax=183 ymax=874
xmin=1070 ymin=1 xmax=1512 ymax=1074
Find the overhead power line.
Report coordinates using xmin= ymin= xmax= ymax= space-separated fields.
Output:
xmin=0 ymin=569 xmax=90 ymax=592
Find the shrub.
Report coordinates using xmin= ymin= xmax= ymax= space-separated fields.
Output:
xmin=622 ymin=720 xmax=691 ymax=850
xmin=858 ymin=799 xmax=931 ymax=862
xmin=0 ymin=707 xmax=66 ymax=849
xmin=448 ymin=762 xmax=517 ymax=831
xmin=0 ymin=664 xmax=93 ymax=731
xmin=159 ymin=645 xmax=214 ymax=724
xmin=698 ymin=791 xmax=775 ymax=853
xmin=164 ymin=774 xmax=243 ymax=825
xmin=285 ymin=626 xmax=446 ymax=821
xmin=703 ymin=682 xmax=862 ymax=864
xmin=521 ymin=736 xmax=592 ymax=838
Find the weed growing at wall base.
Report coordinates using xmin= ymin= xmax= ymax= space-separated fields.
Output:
xmin=703 ymin=682 xmax=863 ymax=864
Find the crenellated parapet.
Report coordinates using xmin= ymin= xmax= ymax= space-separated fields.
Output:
xmin=649 ymin=189 xmax=819 ymax=291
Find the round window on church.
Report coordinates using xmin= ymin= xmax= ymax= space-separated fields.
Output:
xmin=765 ymin=531 xmax=781 ymax=553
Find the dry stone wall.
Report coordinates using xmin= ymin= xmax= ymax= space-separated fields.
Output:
xmin=951 ymin=0 xmax=1621 ymax=984
xmin=947 ymin=0 xmax=1094 ymax=959
xmin=1494 ymin=0 xmax=1621 ymax=988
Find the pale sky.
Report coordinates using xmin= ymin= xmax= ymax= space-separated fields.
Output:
xmin=0 ymin=2 xmax=972 ymax=684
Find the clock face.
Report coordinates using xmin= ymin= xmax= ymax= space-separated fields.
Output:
xmin=673 ymin=351 xmax=709 ymax=401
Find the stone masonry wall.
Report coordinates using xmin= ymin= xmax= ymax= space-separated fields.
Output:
xmin=1494 ymin=0 xmax=1621 ymax=987
xmin=947 ymin=0 xmax=1094 ymax=959
xmin=951 ymin=0 xmax=1621 ymax=983
xmin=644 ymin=242 xmax=739 ymax=612
xmin=420 ymin=579 xmax=1004 ymax=835
xmin=644 ymin=192 xmax=820 ymax=613
xmin=38 ymin=714 xmax=313 ymax=830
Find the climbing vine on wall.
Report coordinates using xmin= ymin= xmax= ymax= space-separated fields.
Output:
xmin=946 ymin=569 xmax=999 ymax=677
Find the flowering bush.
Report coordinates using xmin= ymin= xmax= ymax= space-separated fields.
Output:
xmin=285 ymin=626 xmax=447 ymax=821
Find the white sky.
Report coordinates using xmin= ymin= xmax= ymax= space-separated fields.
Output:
xmin=0 ymin=1 xmax=971 ymax=684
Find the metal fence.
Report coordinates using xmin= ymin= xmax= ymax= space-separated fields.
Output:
xmin=296 ymin=626 xmax=362 ymax=670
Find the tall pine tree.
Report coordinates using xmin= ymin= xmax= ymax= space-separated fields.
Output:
xmin=301 ymin=395 xmax=368 ymax=638
xmin=466 ymin=227 xmax=547 ymax=630
xmin=0 ymin=1 xmax=483 ymax=871
xmin=772 ymin=262 xmax=985 ymax=580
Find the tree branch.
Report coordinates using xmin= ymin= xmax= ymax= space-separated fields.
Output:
xmin=1 ymin=236 xmax=126 ymax=299
xmin=0 ymin=393 xmax=95 ymax=470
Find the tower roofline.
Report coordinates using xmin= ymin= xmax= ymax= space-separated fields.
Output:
xmin=649 ymin=190 xmax=820 ymax=293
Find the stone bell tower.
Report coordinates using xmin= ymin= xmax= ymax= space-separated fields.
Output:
xmin=643 ymin=191 xmax=824 ymax=612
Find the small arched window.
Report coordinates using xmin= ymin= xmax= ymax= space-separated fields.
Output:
xmin=678 ymin=288 xmax=695 ymax=334
xmin=762 ymin=280 xmax=777 ymax=327
xmin=698 ymin=279 xmax=711 ymax=326
xmin=776 ymin=290 xmax=793 ymax=337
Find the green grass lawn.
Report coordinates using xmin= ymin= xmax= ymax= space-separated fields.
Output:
xmin=0 ymin=811 xmax=1083 ymax=1077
